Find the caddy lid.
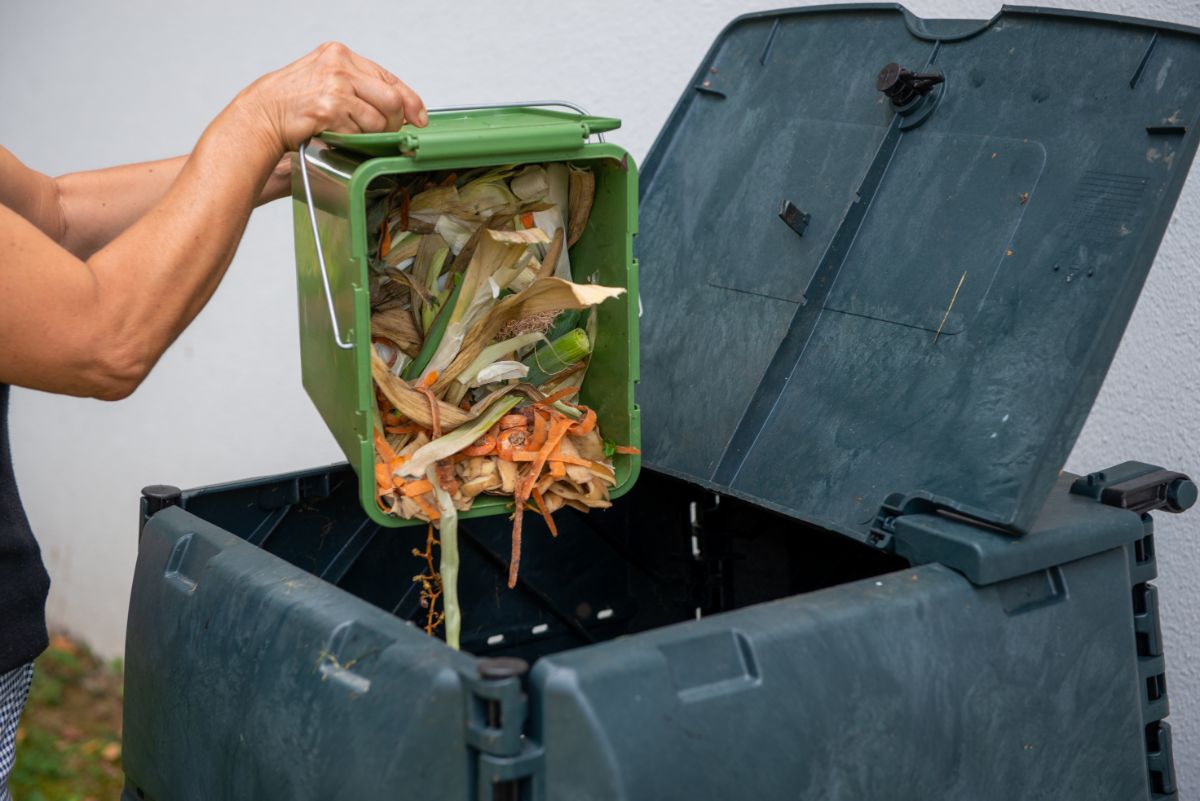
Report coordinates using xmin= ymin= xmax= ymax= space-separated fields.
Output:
xmin=636 ymin=4 xmax=1200 ymax=541
xmin=321 ymin=107 xmax=621 ymax=160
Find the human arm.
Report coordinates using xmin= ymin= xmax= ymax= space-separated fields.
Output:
xmin=0 ymin=147 xmax=291 ymax=260
xmin=0 ymin=42 xmax=425 ymax=400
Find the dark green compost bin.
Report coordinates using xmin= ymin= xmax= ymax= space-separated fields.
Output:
xmin=123 ymin=6 xmax=1200 ymax=800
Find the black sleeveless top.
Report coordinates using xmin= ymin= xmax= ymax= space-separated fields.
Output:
xmin=0 ymin=383 xmax=51 ymax=672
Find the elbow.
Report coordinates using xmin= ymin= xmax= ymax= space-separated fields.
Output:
xmin=89 ymin=344 xmax=154 ymax=401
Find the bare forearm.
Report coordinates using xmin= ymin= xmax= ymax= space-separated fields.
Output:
xmin=56 ymin=156 xmax=186 ymax=258
xmin=87 ymin=103 xmax=280 ymax=374
xmin=58 ymin=152 xmax=290 ymax=259
xmin=0 ymin=147 xmax=63 ymax=239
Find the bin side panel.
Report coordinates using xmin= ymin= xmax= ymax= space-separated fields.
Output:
xmin=123 ymin=507 xmax=472 ymax=801
xmin=292 ymin=151 xmax=364 ymax=474
xmin=535 ymin=552 xmax=1146 ymax=801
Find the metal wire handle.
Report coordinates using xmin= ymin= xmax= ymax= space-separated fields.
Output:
xmin=297 ymin=139 xmax=354 ymax=350
xmin=299 ymin=100 xmax=599 ymax=351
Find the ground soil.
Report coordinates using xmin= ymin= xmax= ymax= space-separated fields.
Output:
xmin=10 ymin=632 xmax=124 ymax=801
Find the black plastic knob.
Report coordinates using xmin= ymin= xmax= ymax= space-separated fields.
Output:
xmin=876 ymin=62 xmax=944 ymax=107
xmin=1166 ymin=478 xmax=1197 ymax=513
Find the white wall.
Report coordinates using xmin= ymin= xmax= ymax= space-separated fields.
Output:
xmin=3 ymin=0 xmax=1197 ymax=788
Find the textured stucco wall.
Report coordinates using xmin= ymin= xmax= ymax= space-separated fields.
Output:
xmin=2 ymin=0 xmax=1197 ymax=790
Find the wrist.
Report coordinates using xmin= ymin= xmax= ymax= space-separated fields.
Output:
xmin=221 ymin=85 xmax=287 ymax=163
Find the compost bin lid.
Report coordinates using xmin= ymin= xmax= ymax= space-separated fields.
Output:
xmin=636 ymin=4 xmax=1200 ymax=542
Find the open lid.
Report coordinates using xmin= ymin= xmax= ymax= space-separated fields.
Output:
xmin=636 ymin=4 xmax=1200 ymax=542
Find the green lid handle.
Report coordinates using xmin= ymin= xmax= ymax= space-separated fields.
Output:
xmin=298 ymin=139 xmax=354 ymax=351
xmin=428 ymin=100 xmax=606 ymax=143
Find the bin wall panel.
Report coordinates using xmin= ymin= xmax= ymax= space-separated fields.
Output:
xmin=124 ymin=508 xmax=473 ymax=801
xmin=535 ymin=553 xmax=1147 ymax=801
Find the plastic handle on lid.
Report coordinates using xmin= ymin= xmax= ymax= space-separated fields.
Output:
xmin=403 ymin=101 xmax=608 ymax=160
xmin=426 ymin=100 xmax=604 ymax=142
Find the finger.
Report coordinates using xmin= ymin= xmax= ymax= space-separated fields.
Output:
xmin=351 ymin=74 xmax=410 ymax=131
xmin=346 ymin=50 xmax=427 ymax=127
xmin=392 ymin=78 xmax=428 ymax=128
xmin=344 ymin=96 xmax=388 ymax=134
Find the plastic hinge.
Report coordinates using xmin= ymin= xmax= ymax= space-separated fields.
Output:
xmin=465 ymin=660 xmax=544 ymax=801
xmin=1138 ymin=653 xmax=1169 ymax=724
xmin=1127 ymin=515 xmax=1158 ymax=586
xmin=1146 ymin=721 xmax=1178 ymax=798
xmin=1116 ymin=516 xmax=1176 ymax=795
xmin=869 ymin=492 xmax=1001 ymax=551
xmin=1078 ymin=464 xmax=1183 ymax=797
xmin=476 ymin=748 xmax=545 ymax=801
xmin=465 ymin=673 xmax=527 ymax=756
xmin=1133 ymin=583 xmax=1163 ymax=658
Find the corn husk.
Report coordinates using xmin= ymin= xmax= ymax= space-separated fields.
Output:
xmin=384 ymin=232 xmax=422 ymax=268
xmin=507 ymin=261 xmax=540 ymax=294
xmin=458 ymin=174 xmax=520 ymax=219
xmin=567 ymin=166 xmax=595 ymax=247
xmin=427 ymin=464 xmax=461 ymax=650
xmin=371 ymin=307 xmax=422 ymax=357
xmin=534 ymin=163 xmax=571 ymax=279
xmin=372 ymin=351 xmax=472 ymax=431
xmin=400 ymin=395 xmax=522 ymax=477
xmin=412 ymin=233 xmax=449 ymax=293
xmin=435 ymin=215 xmax=475 ymax=254
xmin=456 ymin=332 xmax=544 ymax=388
xmin=430 ymin=277 xmax=624 ymax=395
xmin=471 ymin=361 xmax=529 ymax=387
xmin=493 ymin=251 xmax=539 ymax=293
xmin=419 ymin=229 xmax=550 ymax=385
xmin=409 ymin=185 xmax=460 ymax=225
xmin=510 ymin=166 xmax=549 ymax=201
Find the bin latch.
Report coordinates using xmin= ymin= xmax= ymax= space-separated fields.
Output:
xmin=465 ymin=657 xmax=544 ymax=801
xmin=1069 ymin=461 xmax=1197 ymax=515
xmin=778 ymin=200 xmax=811 ymax=238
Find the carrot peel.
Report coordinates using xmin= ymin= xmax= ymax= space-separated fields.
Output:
xmin=532 ymin=486 xmax=558 ymax=538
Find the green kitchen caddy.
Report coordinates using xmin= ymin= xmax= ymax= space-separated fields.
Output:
xmin=292 ymin=103 xmax=640 ymax=527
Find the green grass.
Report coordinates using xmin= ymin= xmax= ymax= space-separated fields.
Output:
xmin=10 ymin=634 xmax=124 ymax=801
